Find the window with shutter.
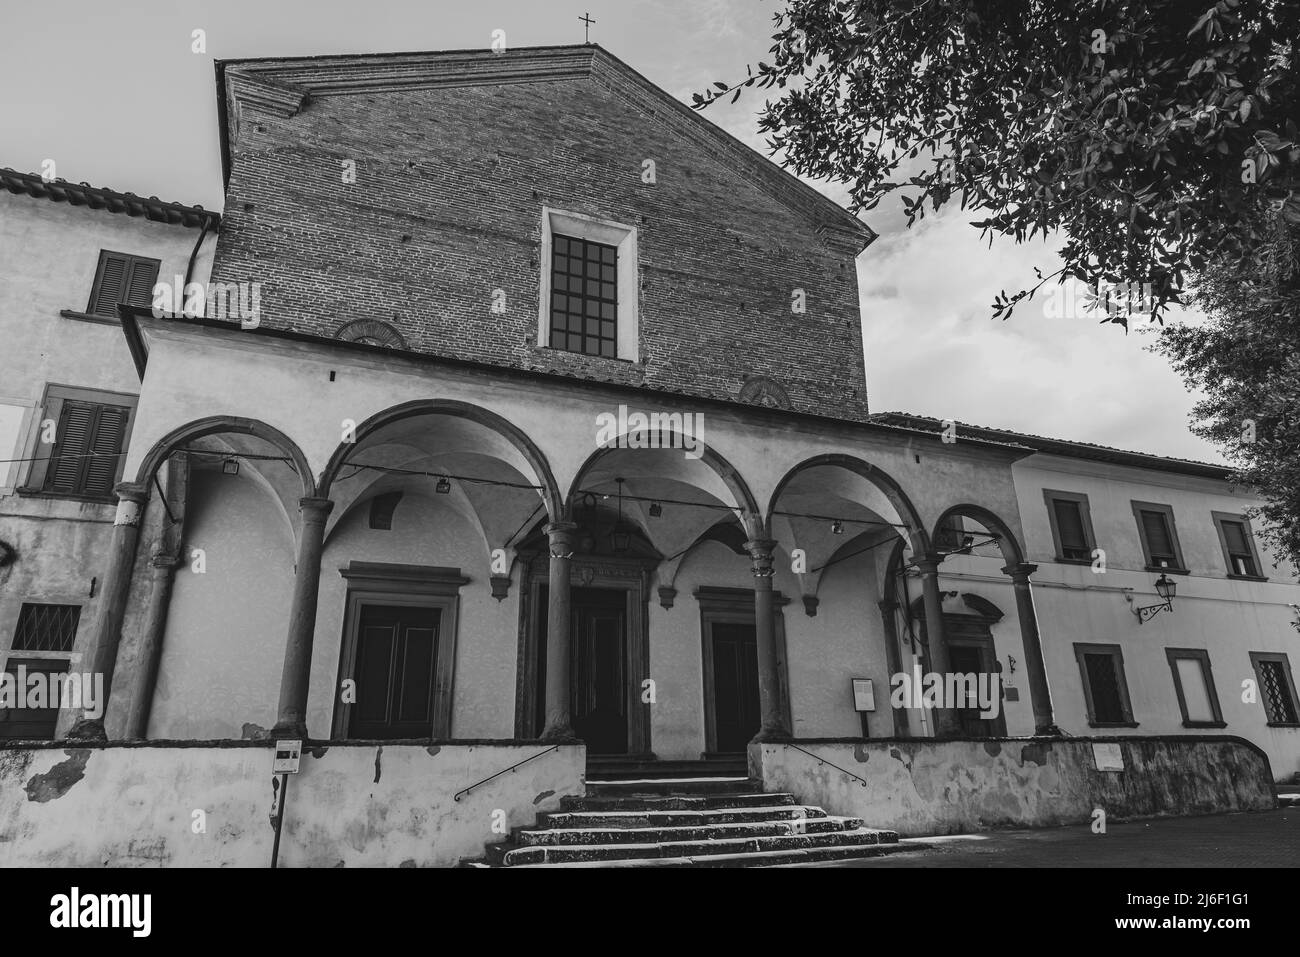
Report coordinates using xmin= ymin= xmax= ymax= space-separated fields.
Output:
xmin=87 ymin=250 xmax=160 ymax=317
xmin=1214 ymin=514 xmax=1261 ymax=577
xmin=1132 ymin=502 xmax=1184 ymax=570
xmin=1044 ymin=490 xmax=1095 ymax=563
xmin=26 ymin=386 xmax=136 ymax=498
xmin=1053 ymin=500 xmax=1089 ymax=559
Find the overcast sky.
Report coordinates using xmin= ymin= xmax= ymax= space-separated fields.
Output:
xmin=0 ymin=0 xmax=1219 ymax=463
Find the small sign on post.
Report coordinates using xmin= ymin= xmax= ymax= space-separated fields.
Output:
xmin=273 ymin=739 xmax=302 ymax=774
xmin=852 ymin=678 xmax=875 ymax=712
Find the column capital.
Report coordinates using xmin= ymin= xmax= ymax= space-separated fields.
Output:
xmin=113 ymin=481 xmax=149 ymax=504
xmin=914 ymin=553 xmax=945 ymax=574
xmin=545 ymin=520 xmax=579 ymax=558
xmin=298 ymin=496 xmax=334 ymax=519
xmin=1002 ymin=562 xmax=1039 ymax=581
xmin=743 ymin=538 xmax=777 ymax=578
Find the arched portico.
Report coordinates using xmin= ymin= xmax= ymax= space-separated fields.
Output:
xmin=930 ymin=504 xmax=1058 ymax=735
xmin=69 ymin=416 xmax=316 ymax=741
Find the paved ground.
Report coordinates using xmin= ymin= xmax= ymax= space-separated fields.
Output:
xmin=794 ymin=806 xmax=1299 ymax=867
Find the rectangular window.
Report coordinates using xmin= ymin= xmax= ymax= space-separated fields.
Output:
xmin=1073 ymin=642 xmax=1136 ymax=727
xmin=12 ymin=603 xmax=82 ymax=652
xmin=1165 ymin=648 xmax=1225 ymax=728
xmin=0 ymin=658 xmax=69 ymax=740
xmin=1212 ymin=512 xmax=1263 ymax=579
xmin=23 ymin=385 xmax=137 ymax=498
xmin=537 ymin=208 xmax=637 ymax=361
xmin=1249 ymin=652 xmax=1300 ymax=726
xmin=550 ymin=234 xmax=618 ymax=358
xmin=1131 ymin=501 xmax=1186 ymax=572
xmin=87 ymin=250 xmax=160 ymax=318
xmin=1044 ymin=490 xmax=1095 ymax=563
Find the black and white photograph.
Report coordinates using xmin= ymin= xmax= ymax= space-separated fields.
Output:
xmin=0 ymin=0 xmax=1296 ymax=936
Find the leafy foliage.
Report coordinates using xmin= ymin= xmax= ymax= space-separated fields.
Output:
xmin=1155 ymin=222 xmax=1300 ymax=568
xmin=694 ymin=0 xmax=1300 ymax=326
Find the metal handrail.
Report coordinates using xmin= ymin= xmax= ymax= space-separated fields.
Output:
xmin=452 ymin=745 xmax=560 ymax=802
xmin=787 ymin=742 xmax=869 ymax=789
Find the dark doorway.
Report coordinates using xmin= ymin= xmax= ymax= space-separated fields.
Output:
xmin=349 ymin=603 xmax=441 ymax=739
xmin=570 ymin=587 xmax=629 ymax=754
xmin=947 ymin=640 xmax=1006 ymax=737
xmin=710 ymin=621 xmax=761 ymax=752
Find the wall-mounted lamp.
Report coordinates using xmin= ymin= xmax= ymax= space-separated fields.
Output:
xmin=649 ymin=501 xmax=663 ymax=518
xmin=831 ymin=520 xmax=844 ymax=535
xmin=434 ymin=476 xmax=452 ymax=494
xmin=222 ymin=458 xmax=240 ymax=475
xmin=1128 ymin=573 xmax=1176 ymax=624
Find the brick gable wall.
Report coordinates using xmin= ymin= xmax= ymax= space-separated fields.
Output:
xmin=213 ymin=74 xmax=870 ymax=420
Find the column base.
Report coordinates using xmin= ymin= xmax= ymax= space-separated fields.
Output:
xmin=539 ymin=724 xmax=581 ymax=744
xmin=271 ymin=720 xmax=308 ymax=739
xmin=749 ymin=727 xmax=793 ymax=744
xmin=65 ymin=717 xmax=108 ymax=742
xmin=1034 ymin=723 xmax=1065 ymax=737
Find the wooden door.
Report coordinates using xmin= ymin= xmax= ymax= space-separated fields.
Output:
xmin=570 ymin=587 xmax=628 ymax=754
xmin=711 ymin=621 xmax=761 ymax=752
xmin=349 ymin=604 xmax=441 ymax=739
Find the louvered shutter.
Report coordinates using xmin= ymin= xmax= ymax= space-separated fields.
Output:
xmin=90 ymin=254 xmax=129 ymax=315
xmin=1222 ymin=521 xmax=1249 ymax=555
xmin=124 ymin=258 xmax=159 ymax=308
xmin=42 ymin=400 xmax=129 ymax=496
xmin=44 ymin=402 xmax=95 ymax=493
xmin=1141 ymin=510 xmax=1175 ymax=561
xmin=1053 ymin=500 xmax=1088 ymax=553
xmin=84 ymin=405 xmax=128 ymax=495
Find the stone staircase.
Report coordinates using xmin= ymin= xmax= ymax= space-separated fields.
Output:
xmin=468 ymin=757 xmax=908 ymax=868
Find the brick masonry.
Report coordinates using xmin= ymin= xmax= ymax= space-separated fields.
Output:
xmin=213 ymin=55 xmax=872 ymax=421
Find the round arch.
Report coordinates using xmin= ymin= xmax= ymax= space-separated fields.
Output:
xmin=766 ymin=453 xmax=930 ymax=556
xmin=930 ymin=503 xmax=1026 ymax=567
xmin=133 ymin=415 xmax=316 ymax=498
xmin=566 ymin=437 xmax=763 ymax=540
xmin=317 ymin=399 xmax=562 ymax=519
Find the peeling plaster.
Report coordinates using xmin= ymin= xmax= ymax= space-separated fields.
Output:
xmin=852 ymin=744 xmax=871 ymax=764
xmin=533 ymin=789 xmax=555 ymax=805
xmin=24 ymin=750 xmax=91 ymax=803
xmin=373 ymin=746 xmax=382 ymax=784
xmin=425 ymin=746 xmax=441 ymax=758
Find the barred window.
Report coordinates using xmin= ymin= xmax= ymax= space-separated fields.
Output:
xmin=1074 ymin=643 xmax=1135 ymax=726
xmin=549 ymin=234 xmax=618 ymax=358
xmin=1250 ymin=652 xmax=1300 ymax=725
xmin=12 ymin=602 xmax=81 ymax=652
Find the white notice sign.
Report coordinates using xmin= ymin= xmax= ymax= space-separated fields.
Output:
xmin=852 ymin=678 xmax=875 ymax=713
xmin=273 ymin=740 xmax=302 ymax=774
xmin=1092 ymin=742 xmax=1124 ymax=772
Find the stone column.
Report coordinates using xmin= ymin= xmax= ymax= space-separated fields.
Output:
xmin=878 ymin=598 xmax=909 ymax=737
xmin=272 ymin=497 xmax=334 ymax=738
xmin=122 ymin=548 xmax=182 ymax=740
xmin=1003 ymin=562 xmax=1060 ymax=735
xmin=915 ymin=554 xmax=961 ymax=738
xmin=67 ymin=482 xmax=149 ymax=741
xmin=745 ymin=538 xmax=791 ymax=741
xmin=540 ymin=521 xmax=578 ymax=741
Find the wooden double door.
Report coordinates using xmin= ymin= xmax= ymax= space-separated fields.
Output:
xmin=348 ymin=603 xmax=442 ymax=739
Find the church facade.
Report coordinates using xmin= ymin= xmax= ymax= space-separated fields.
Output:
xmin=0 ymin=45 xmax=1295 ymax=866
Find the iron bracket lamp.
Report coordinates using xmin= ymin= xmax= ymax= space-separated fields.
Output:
xmin=1127 ymin=573 xmax=1176 ymax=624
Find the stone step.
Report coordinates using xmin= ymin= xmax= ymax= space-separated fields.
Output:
xmin=516 ymin=815 xmax=866 ymax=846
xmin=560 ymin=791 xmax=796 ymax=812
xmin=502 ymin=843 xmax=916 ymax=868
xmin=585 ymin=758 xmax=747 ymax=781
xmin=542 ymin=804 xmax=827 ymax=829
xmin=490 ymin=827 xmax=899 ymax=866
xmin=581 ymin=779 xmax=764 ymax=798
